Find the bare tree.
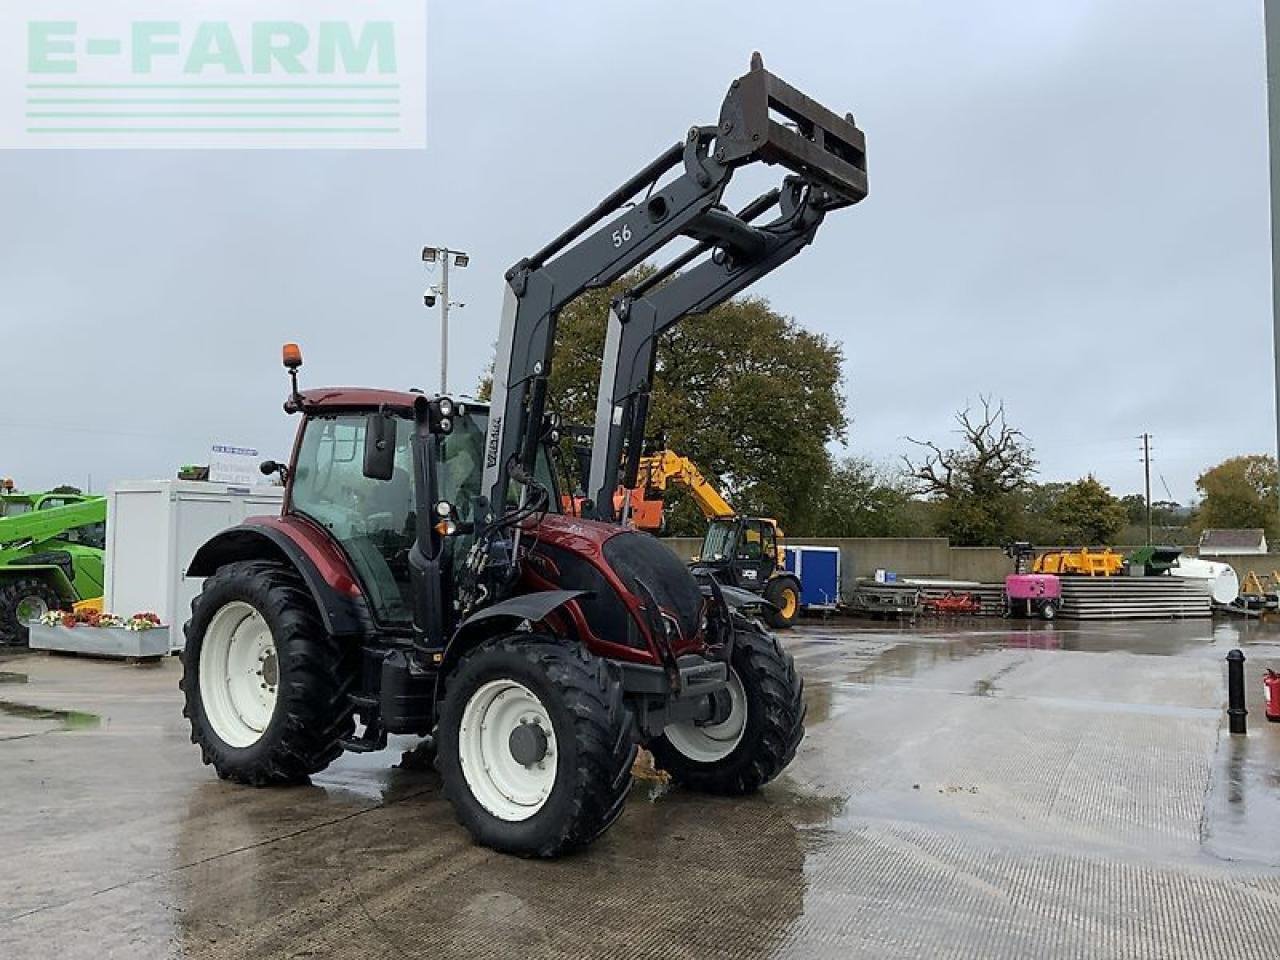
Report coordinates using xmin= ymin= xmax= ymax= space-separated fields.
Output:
xmin=903 ymin=397 xmax=1036 ymax=497
xmin=902 ymin=397 xmax=1037 ymax=545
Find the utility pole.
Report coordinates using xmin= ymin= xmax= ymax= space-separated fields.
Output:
xmin=1267 ymin=2 xmax=1280 ymax=533
xmin=1141 ymin=432 xmax=1153 ymax=546
xmin=421 ymin=245 xmax=470 ymax=394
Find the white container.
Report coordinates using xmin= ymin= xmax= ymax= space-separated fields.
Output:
xmin=103 ymin=480 xmax=285 ymax=651
xmin=1169 ymin=556 xmax=1240 ymax=605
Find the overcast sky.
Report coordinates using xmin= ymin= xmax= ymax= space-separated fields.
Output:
xmin=0 ymin=0 xmax=1272 ymax=505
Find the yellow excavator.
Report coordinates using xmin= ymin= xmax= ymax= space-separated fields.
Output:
xmin=619 ymin=451 xmax=802 ymax=629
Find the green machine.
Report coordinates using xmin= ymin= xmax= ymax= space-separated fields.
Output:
xmin=0 ymin=492 xmax=106 ymax=645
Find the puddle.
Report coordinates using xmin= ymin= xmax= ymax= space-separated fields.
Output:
xmin=0 ymin=699 xmax=100 ymax=730
xmin=0 ymin=671 xmax=28 ymax=685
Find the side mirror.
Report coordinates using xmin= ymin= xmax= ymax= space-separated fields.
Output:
xmin=259 ymin=459 xmax=289 ymax=484
xmin=363 ymin=413 xmax=396 ymax=481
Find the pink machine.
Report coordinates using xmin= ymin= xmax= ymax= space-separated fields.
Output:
xmin=1004 ymin=573 xmax=1061 ymax=620
xmin=1003 ymin=542 xmax=1062 ymax=621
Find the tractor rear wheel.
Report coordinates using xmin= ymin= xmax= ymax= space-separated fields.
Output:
xmin=649 ymin=620 xmax=804 ymax=795
xmin=181 ymin=561 xmax=355 ymax=786
xmin=437 ymin=634 xmax=636 ymax=858
xmin=763 ymin=576 xmax=801 ymax=628
xmin=0 ymin=577 xmax=62 ymax=647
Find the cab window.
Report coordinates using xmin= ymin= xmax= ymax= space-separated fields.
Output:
xmin=290 ymin=415 xmax=416 ymax=625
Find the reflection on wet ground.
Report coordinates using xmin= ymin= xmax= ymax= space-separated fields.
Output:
xmin=4 ymin=619 xmax=1280 ymax=958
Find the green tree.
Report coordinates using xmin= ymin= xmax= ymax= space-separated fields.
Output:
xmin=904 ymin=398 xmax=1036 ymax=546
xmin=810 ymin=458 xmax=916 ymax=538
xmin=1119 ymin=493 xmax=1147 ymax=527
xmin=1048 ymin=474 xmax=1128 ymax=545
xmin=480 ymin=271 xmax=847 ymax=536
xmin=1193 ymin=454 xmax=1279 ymax=539
xmin=1018 ymin=481 xmax=1071 ymax=544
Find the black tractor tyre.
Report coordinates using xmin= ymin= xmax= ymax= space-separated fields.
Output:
xmin=0 ymin=576 xmax=63 ymax=647
xmin=763 ymin=576 xmax=801 ymax=629
xmin=180 ymin=561 xmax=356 ymax=786
xmin=649 ymin=621 xmax=805 ymax=795
xmin=436 ymin=634 xmax=636 ymax=858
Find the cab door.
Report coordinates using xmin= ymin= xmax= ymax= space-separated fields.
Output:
xmin=288 ymin=414 xmax=418 ymax=626
xmin=731 ymin=518 xmax=777 ymax=592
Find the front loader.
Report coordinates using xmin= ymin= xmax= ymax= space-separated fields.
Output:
xmin=179 ymin=55 xmax=866 ymax=858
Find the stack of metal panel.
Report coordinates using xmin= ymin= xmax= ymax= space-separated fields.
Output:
xmin=1058 ymin=576 xmax=1211 ymax=620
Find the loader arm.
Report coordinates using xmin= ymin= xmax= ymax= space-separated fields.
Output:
xmin=479 ymin=54 xmax=866 ymax=539
xmin=586 ymin=175 xmax=835 ymax=517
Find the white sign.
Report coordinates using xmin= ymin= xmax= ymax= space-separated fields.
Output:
xmin=0 ymin=0 xmax=426 ymax=149
xmin=209 ymin=444 xmax=260 ymax=485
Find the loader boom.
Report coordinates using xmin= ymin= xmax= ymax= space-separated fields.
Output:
xmin=480 ymin=54 xmax=866 ymax=540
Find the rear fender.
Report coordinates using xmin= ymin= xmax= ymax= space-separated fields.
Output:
xmin=0 ymin=564 xmax=77 ymax=602
xmin=441 ymin=590 xmax=587 ymax=675
xmin=187 ymin=523 xmax=373 ymax=637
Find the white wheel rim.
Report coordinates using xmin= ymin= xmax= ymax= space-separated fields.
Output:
xmin=663 ymin=668 xmax=748 ymax=763
xmin=458 ymin=679 xmax=558 ymax=822
xmin=199 ymin=601 xmax=279 ymax=749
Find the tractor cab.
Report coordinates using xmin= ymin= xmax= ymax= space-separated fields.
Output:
xmin=697 ymin=517 xmax=781 ymax=588
xmin=275 ymin=377 xmax=559 ymax=639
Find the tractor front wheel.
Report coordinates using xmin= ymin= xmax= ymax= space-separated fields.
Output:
xmin=763 ymin=576 xmax=801 ymax=629
xmin=649 ymin=621 xmax=805 ymax=795
xmin=181 ymin=561 xmax=355 ymax=786
xmin=0 ymin=577 xmax=63 ymax=647
xmin=437 ymin=634 xmax=636 ymax=858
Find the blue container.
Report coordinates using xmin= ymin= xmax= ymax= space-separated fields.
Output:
xmin=783 ymin=545 xmax=841 ymax=609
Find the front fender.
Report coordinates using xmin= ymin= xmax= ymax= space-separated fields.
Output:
xmin=443 ymin=590 xmax=587 ymax=670
xmin=717 ymin=584 xmax=773 ymax=611
xmin=0 ymin=563 xmax=77 ymax=603
xmin=187 ymin=522 xmax=373 ymax=637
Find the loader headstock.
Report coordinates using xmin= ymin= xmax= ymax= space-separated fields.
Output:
xmin=716 ymin=53 xmax=867 ymax=208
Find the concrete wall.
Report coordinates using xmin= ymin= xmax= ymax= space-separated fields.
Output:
xmin=1207 ymin=554 xmax=1280 ymax=583
xmin=658 ymin=535 xmax=1280 ymax=594
xmin=949 ymin=547 xmax=1013 ymax=584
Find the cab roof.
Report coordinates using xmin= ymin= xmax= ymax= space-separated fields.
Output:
xmin=290 ymin=388 xmax=485 ymax=416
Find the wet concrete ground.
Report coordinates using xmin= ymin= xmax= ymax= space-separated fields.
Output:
xmin=4 ymin=618 xmax=1280 ymax=958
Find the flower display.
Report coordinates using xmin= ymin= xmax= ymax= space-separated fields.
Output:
xmin=40 ymin=609 xmax=160 ymax=630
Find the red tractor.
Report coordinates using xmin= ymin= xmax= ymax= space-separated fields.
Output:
xmin=180 ymin=56 xmax=867 ymax=857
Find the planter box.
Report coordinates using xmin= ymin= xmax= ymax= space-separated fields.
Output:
xmin=28 ymin=622 xmax=171 ymax=658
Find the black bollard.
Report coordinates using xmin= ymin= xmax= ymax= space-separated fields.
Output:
xmin=1227 ymin=648 xmax=1247 ymax=735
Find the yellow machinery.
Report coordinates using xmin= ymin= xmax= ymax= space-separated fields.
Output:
xmin=1033 ymin=548 xmax=1126 ymax=577
xmin=627 ymin=452 xmax=733 ymax=527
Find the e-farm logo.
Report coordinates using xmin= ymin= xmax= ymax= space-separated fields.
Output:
xmin=0 ymin=1 xmax=426 ymax=149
